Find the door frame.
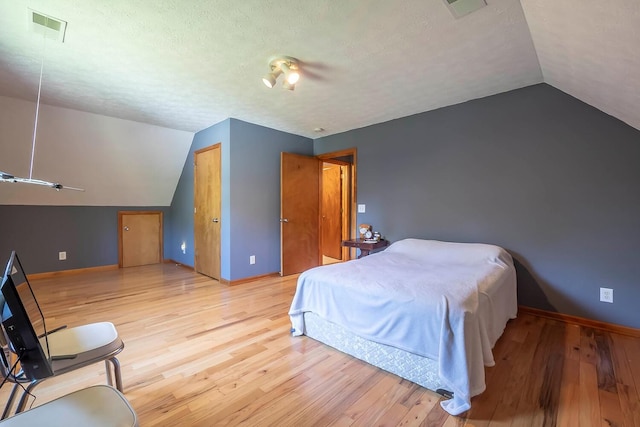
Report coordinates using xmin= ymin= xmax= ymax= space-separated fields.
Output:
xmin=316 ymin=148 xmax=357 ymax=261
xmin=118 ymin=210 xmax=164 ymax=268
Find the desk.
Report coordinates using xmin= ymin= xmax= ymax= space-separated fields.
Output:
xmin=341 ymin=239 xmax=389 ymax=258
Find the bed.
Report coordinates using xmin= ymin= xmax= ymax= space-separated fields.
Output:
xmin=288 ymin=238 xmax=517 ymax=415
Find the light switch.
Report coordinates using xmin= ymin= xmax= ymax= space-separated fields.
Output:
xmin=358 ymin=204 xmax=366 ymax=213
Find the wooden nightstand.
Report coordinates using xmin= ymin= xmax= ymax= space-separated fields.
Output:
xmin=341 ymin=239 xmax=390 ymax=258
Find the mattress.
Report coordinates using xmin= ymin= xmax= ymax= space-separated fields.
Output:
xmin=289 ymin=238 xmax=518 ymax=415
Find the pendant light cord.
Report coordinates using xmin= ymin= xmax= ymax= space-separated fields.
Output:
xmin=1 ymin=21 xmax=84 ymax=192
xmin=29 ymin=35 xmax=46 ymax=180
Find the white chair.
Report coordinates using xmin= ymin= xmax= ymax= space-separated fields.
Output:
xmin=2 ymin=322 xmax=124 ymax=417
xmin=0 ymin=385 xmax=137 ymax=427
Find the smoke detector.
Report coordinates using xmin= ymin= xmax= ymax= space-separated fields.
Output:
xmin=28 ymin=9 xmax=67 ymax=42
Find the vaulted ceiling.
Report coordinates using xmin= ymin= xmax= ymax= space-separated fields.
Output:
xmin=1 ymin=0 xmax=637 ymax=140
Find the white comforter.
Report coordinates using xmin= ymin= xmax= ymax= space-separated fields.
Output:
xmin=289 ymin=239 xmax=517 ymax=415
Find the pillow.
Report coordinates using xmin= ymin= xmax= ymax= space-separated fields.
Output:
xmin=385 ymin=238 xmax=508 ymax=265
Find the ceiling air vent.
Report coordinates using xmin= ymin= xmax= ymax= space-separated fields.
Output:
xmin=443 ymin=0 xmax=487 ymax=18
xmin=28 ymin=9 xmax=67 ymax=42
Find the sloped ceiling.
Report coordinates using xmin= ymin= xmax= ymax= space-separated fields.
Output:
xmin=0 ymin=0 xmax=638 ymax=206
xmin=0 ymin=95 xmax=193 ymax=206
xmin=521 ymin=0 xmax=640 ymax=132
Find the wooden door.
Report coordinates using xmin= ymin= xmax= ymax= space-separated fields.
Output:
xmin=321 ymin=162 xmax=343 ymax=259
xmin=194 ymin=144 xmax=221 ymax=280
xmin=119 ymin=211 xmax=162 ymax=267
xmin=281 ymin=152 xmax=320 ymax=276
xmin=317 ymin=148 xmax=357 ymax=261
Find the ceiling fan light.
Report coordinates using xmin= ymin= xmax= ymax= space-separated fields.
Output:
xmin=279 ymin=62 xmax=300 ymax=85
xmin=286 ymin=70 xmax=300 ymax=85
xmin=262 ymin=73 xmax=276 ymax=88
xmin=263 ymin=56 xmax=299 ymax=90
xmin=262 ymin=68 xmax=282 ymax=88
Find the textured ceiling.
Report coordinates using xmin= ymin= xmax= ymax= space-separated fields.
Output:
xmin=0 ymin=0 xmax=638 ymax=139
xmin=0 ymin=0 xmax=545 ymax=140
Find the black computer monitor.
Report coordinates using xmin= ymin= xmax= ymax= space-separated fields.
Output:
xmin=1 ymin=251 xmax=53 ymax=380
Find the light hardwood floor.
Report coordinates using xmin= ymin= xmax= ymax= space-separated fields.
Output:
xmin=2 ymin=263 xmax=639 ymax=426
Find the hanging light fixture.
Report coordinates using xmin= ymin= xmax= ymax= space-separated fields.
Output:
xmin=262 ymin=56 xmax=300 ymax=91
xmin=0 ymin=10 xmax=83 ymax=192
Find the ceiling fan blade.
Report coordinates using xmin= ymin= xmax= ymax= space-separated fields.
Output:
xmin=0 ymin=173 xmax=84 ymax=192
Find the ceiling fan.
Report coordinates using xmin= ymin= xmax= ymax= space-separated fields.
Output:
xmin=0 ymin=171 xmax=83 ymax=191
xmin=0 ymin=10 xmax=83 ymax=192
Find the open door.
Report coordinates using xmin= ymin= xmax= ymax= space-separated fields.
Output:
xmin=281 ymin=152 xmax=320 ymax=276
xmin=318 ymin=148 xmax=357 ymax=262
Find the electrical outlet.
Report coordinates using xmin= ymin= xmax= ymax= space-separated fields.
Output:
xmin=600 ymin=287 xmax=613 ymax=303
xmin=58 ymin=251 xmax=66 ymax=261
xmin=250 ymin=255 xmax=256 ymax=265
xmin=358 ymin=204 xmax=366 ymax=213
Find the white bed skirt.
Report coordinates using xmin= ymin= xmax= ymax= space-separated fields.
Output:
xmin=302 ymin=312 xmax=451 ymax=395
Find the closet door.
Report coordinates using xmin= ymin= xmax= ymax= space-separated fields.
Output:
xmin=194 ymin=144 xmax=221 ymax=280
xmin=119 ymin=211 xmax=162 ymax=267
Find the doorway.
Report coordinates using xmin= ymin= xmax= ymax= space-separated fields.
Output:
xmin=194 ymin=144 xmax=221 ymax=280
xmin=280 ymin=148 xmax=356 ymax=275
xmin=118 ymin=211 xmax=163 ymax=268
xmin=321 ymin=161 xmax=350 ymax=264
xmin=318 ymin=149 xmax=356 ymax=264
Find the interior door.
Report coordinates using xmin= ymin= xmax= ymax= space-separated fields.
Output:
xmin=317 ymin=148 xmax=357 ymax=262
xmin=321 ymin=162 xmax=343 ymax=260
xmin=194 ymin=144 xmax=221 ymax=280
xmin=281 ymin=152 xmax=320 ymax=276
xmin=119 ymin=211 xmax=162 ymax=267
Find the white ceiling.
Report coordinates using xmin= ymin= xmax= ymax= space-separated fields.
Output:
xmin=1 ymin=0 xmax=638 ymax=138
xmin=0 ymin=0 xmax=638 ymax=205
xmin=520 ymin=0 xmax=640 ymax=132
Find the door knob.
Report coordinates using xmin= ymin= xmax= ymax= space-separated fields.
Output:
xmin=124 ymin=226 xmax=129 ymax=231
xmin=212 ymin=218 xmax=219 ymax=223
xmin=280 ymin=218 xmax=289 ymax=223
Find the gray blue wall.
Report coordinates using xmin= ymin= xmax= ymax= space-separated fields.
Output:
xmin=314 ymin=83 xmax=640 ymax=329
xmin=167 ymin=119 xmax=231 ymax=271
xmin=227 ymin=119 xmax=313 ymax=280
xmin=0 ymin=205 xmax=171 ymax=274
xmin=167 ymin=118 xmax=313 ymax=281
